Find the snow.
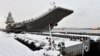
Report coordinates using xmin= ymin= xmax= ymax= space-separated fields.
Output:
xmin=31 ymin=50 xmax=61 ymax=56
xmin=15 ymin=33 xmax=82 ymax=49
xmin=89 ymin=36 xmax=100 ymax=42
xmin=0 ymin=31 xmax=62 ymax=56
xmin=0 ymin=31 xmax=33 ymax=56
xmin=43 ymin=50 xmax=61 ymax=56
xmin=0 ymin=31 xmax=82 ymax=56
xmin=64 ymin=41 xmax=81 ymax=47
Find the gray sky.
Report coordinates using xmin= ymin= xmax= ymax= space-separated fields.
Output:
xmin=0 ymin=0 xmax=100 ymax=28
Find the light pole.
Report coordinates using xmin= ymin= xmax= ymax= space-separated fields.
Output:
xmin=49 ymin=24 xmax=53 ymax=50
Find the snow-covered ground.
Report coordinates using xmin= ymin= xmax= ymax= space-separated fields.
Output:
xmin=0 ymin=31 xmax=82 ymax=56
xmin=0 ymin=31 xmax=34 ymax=56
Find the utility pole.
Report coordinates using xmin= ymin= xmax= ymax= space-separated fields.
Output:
xmin=49 ymin=24 xmax=53 ymax=50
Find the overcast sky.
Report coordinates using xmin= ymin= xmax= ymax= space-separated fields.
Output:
xmin=0 ymin=0 xmax=100 ymax=28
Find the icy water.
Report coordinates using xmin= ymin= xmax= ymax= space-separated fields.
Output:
xmin=52 ymin=29 xmax=100 ymax=33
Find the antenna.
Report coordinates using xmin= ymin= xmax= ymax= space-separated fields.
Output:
xmin=50 ymin=1 xmax=56 ymax=8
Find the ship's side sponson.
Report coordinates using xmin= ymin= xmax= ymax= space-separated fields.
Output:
xmin=7 ymin=7 xmax=73 ymax=33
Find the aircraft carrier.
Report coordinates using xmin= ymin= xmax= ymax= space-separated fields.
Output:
xmin=5 ymin=7 xmax=73 ymax=33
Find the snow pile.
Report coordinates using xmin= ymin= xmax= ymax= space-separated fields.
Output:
xmin=89 ymin=36 xmax=100 ymax=42
xmin=43 ymin=50 xmax=61 ymax=56
xmin=15 ymin=33 xmax=49 ymax=49
xmin=32 ymin=50 xmax=61 ymax=56
xmin=0 ymin=31 xmax=34 ymax=56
